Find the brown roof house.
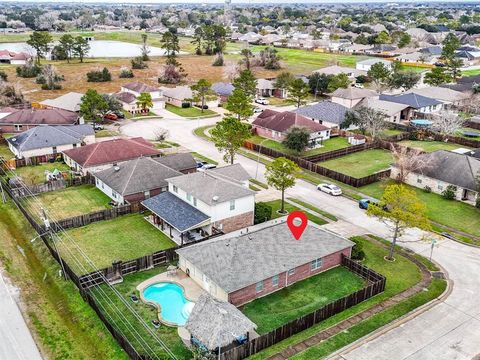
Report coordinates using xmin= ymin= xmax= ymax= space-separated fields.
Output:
xmin=0 ymin=108 xmax=80 ymax=133
xmin=62 ymin=137 xmax=161 ymax=175
xmin=116 ymin=82 xmax=165 ymax=114
xmin=252 ymin=110 xmax=331 ymax=148
xmin=328 ymin=88 xmax=378 ymax=109
xmin=0 ymin=49 xmax=31 ymax=65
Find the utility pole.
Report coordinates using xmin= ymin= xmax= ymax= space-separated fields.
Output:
xmin=41 ymin=207 xmax=67 ymax=280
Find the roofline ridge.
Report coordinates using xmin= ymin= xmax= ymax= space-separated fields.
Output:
xmin=120 ymin=157 xmax=140 ymax=195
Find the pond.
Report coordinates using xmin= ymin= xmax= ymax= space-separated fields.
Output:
xmin=0 ymin=40 xmax=171 ymax=58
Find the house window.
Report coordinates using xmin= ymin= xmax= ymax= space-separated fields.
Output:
xmin=311 ymin=258 xmax=322 ymax=271
xmin=173 ymin=185 xmax=178 ymax=193
xmin=256 ymin=281 xmax=264 ymax=293
xmin=229 ymin=200 xmax=235 ymax=211
xmin=73 ymin=143 xmax=77 ymax=148
xmin=417 ymin=178 xmax=422 ymax=184
xmin=272 ymin=274 xmax=279 ymax=287
xmin=187 ymin=193 xmax=192 ymax=202
xmin=52 ymin=146 xmax=57 ymax=153
xmin=144 ymin=190 xmax=150 ymax=199
xmin=14 ymin=124 xmax=22 ymax=131
xmin=288 ymin=268 xmax=295 ymax=276
xmin=438 ymin=184 xmax=443 ymax=191
xmin=193 ymin=197 xmax=197 ymax=206
xmin=96 ymin=179 xmax=99 ymax=185
xmin=112 ymin=191 xmax=117 ymax=199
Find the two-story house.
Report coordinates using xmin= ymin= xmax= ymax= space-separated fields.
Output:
xmin=141 ymin=164 xmax=255 ymax=245
xmin=115 ymin=82 xmax=165 ymax=114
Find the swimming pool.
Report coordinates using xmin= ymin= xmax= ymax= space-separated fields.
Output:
xmin=142 ymin=282 xmax=195 ymax=326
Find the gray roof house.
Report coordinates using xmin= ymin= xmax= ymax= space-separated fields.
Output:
xmin=154 ymin=153 xmax=197 ymax=174
xmin=39 ymin=92 xmax=83 ymax=112
xmin=212 ymin=82 xmax=235 ymax=98
xmin=93 ymin=156 xmax=183 ymax=204
xmin=7 ymin=124 xmax=94 ymax=160
xmin=176 ymin=220 xmax=354 ymax=305
xmin=186 ymin=294 xmax=257 ymax=351
xmin=293 ymin=101 xmax=350 ymax=127
xmin=379 ymin=93 xmax=443 ymax=115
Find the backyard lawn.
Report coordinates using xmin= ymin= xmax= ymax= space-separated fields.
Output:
xmin=249 ymin=135 xmax=351 ymax=157
xmin=0 ymin=143 xmax=13 ymax=160
xmin=262 ymin=199 xmax=328 ymax=226
xmin=360 ymin=180 xmax=480 ymax=238
xmin=319 ymin=149 xmax=394 ymax=178
xmin=29 ymin=184 xmax=112 ymax=221
xmin=14 ymin=162 xmax=71 ymax=185
xmin=397 ymin=140 xmax=472 ymax=153
xmin=165 ymin=104 xmax=217 ymax=118
xmin=59 ymin=213 xmax=176 ymax=272
xmin=242 ymin=266 xmax=365 ymax=334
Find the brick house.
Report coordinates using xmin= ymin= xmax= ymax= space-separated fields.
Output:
xmin=0 ymin=108 xmax=80 ymax=133
xmin=142 ymin=164 xmax=254 ymax=246
xmin=176 ymin=221 xmax=354 ymax=306
xmin=252 ymin=109 xmax=331 ymax=148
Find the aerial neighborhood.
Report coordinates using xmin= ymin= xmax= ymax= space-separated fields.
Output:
xmin=0 ymin=2 xmax=479 ymax=360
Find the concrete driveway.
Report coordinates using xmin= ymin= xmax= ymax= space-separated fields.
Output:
xmin=121 ymin=116 xmax=480 ymax=360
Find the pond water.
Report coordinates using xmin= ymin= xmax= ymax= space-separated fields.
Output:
xmin=0 ymin=40 xmax=170 ymax=58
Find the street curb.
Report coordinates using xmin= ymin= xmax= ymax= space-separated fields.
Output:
xmin=327 ymin=260 xmax=453 ymax=360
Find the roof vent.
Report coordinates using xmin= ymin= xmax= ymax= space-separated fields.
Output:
xmin=212 ymin=195 xmax=219 ymax=202
xmin=114 ymin=166 xmax=120 ymax=172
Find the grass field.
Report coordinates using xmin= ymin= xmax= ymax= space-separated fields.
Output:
xmin=249 ymin=135 xmax=351 ymax=157
xmin=262 ymin=199 xmax=328 ymax=226
xmin=59 ymin=213 xmax=176 ymax=272
xmin=0 ymin=143 xmax=13 ymax=160
xmin=360 ymin=180 xmax=480 ymax=238
xmin=319 ymin=149 xmax=394 ymax=178
xmin=397 ymin=140 xmax=473 ymax=153
xmin=242 ymin=266 xmax=365 ymax=334
xmin=29 ymin=184 xmax=112 ymax=220
xmin=14 ymin=162 xmax=70 ymax=185
xmin=287 ymin=197 xmax=338 ymax=221
xmin=165 ymin=104 xmax=217 ymax=118
xmin=0 ymin=199 xmax=127 ymax=359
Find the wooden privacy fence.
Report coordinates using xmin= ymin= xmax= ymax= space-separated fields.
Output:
xmin=303 ymin=142 xmax=375 ymax=163
xmin=220 ymin=255 xmax=386 ymax=360
xmin=9 ymin=175 xmax=94 ymax=198
xmin=466 ymin=120 xmax=480 ymax=130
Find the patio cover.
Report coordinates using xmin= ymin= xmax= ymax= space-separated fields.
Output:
xmin=142 ymin=192 xmax=210 ymax=232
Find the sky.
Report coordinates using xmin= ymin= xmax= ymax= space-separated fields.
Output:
xmin=2 ymin=0 xmax=480 ymax=3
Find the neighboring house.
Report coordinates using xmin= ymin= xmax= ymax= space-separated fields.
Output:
xmin=419 ymin=46 xmax=443 ymax=57
xmin=0 ymin=49 xmax=31 ymax=64
xmin=238 ymin=32 xmax=263 ymax=43
xmin=379 ymin=93 xmax=443 ymax=118
xmin=160 ymin=86 xmax=194 ymax=107
xmin=155 ymin=153 xmax=198 ymax=174
xmin=455 ymin=46 xmax=480 ymax=66
xmin=293 ymin=101 xmax=350 ymax=129
xmin=367 ymin=44 xmax=398 ymax=56
xmin=120 ymin=82 xmax=165 ymax=111
xmin=176 ymin=220 xmax=354 ymax=306
xmin=211 ymin=82 xmax=235 ymax=103
xmin=313 ymin=65 xmax=366 ymax=79
xmin=356 ymin=58 xmax=392 ymax=72
xmin=0 ymin=108 xmax=80 ymax=133
xmin=252 ymin=109 xmax=331 ymax=147
xmin=391 ymin=150 xmax=480 ymax=204
xmin=186 ymin=294 xmax=257 ymax=352
xmin=93 ymin=156 xmax=183 ymax=204
xmin=142 ymin=164 xmax=255 ymax=245
xmin=63 ymin=137 xmax=161 ymax=175
xmin=407 ymin=87 xmax=469 ymax=107
xmin=328 ymin=87 xmax=378 ymax=109
xmin=341 ymin=44 xmax=373 ymax=54
xmin=356 ymin=98 xmax=410 ymax=123
xmin=394 ymin=51 xmax=437 ymax=65
xmin=6 ymin=124 xmax=94 ymax=161
xmin=39 ymin=92 xmax=83 ymax=113
xmin=256 ymin=79 xmax=275 ymax=97
xmin=115 ymin=92 xmax=142 ymax=114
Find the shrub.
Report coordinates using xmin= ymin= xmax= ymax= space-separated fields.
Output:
xmin=119 ymin=68 xmax=134 ymax=78
xmin=41 ymin=83 xmax=62 ymax=90
xmin=181 ymin=102 xmax=191 ymax=108
xmin=254 ymin=202 xmax=273 ymax=224
xmin=424 ymin=185 xmax=432 ymax=193
xmin=475 ymin=197 xmax=480 ymax=209
xmin=350 ymin=238 xmax=366 ymax=261
xmin=442 ymin=185 xmax=457 ymax=200
xmin=194 ymin=104 xmax=208 ymax=110
xmin=86 ymin=67 xmax=112 ymax=82
xmin=0 ymin=71 xmax=7 ymax=81
xmin=212 ymin=53 xmax=224 ymax=66
xmin=16 ymin=63 xmax=41 ymax=78
xmin=131 ymin=57 xmax=148 ymax=69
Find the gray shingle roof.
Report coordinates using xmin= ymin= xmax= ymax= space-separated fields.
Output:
xmin=166 ymin=170 xmax=254 ymax=205
xmin=329 ymin=87 xmax=378 ymax=100
xmin=122 ymin=82 xmax=158 ymax=93
xmin=176 ymin=221 xmax=354 ymax=293
xmin=211 ymin=82 xmax=234 ymax=97
xmin=142 ymin=192 xmax=210 ymax=232
xmin=93 ymin=157 xmax=182 ymax=196
xmin=209 ymin=164 xmax=250 ymax=183
xmin=293 ymin=101 xmax=349 ymax=125
xmin=7 ymin=125 xmax=93 ymax=152
xmin=154 ymin=153 xmax=197 ymax=173
xmin=379 ymin=93 xmax=443 ymax=109
xmin=39 ymin=92 xmax=83 ymax=112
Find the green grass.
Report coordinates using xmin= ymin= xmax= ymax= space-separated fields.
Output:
xmin=250 ymin=178 xmax=269 ymax=189
xmin=58 ymin=213 xmax=176 ymax=272
xmin=193 ymin=124 xmax=214 ymax=141
xmin=287 ymin=197 xmax=338 ymax=221
xmin=0 ymin=199 xmax=127 ymax=360
xmin=190 ymin=151 xmax=218 ymax=165
xmin=461 ymin=68 xmax=480 ymax=76
xmin=0 ymin=143 xmax=13 ymax=159
xmin=28 ymin=184 xmax=112 ymax=221
xmin=165 ymin=104 xmax=217 ymax=118
xmin=249 ymin=135 xmax=351 ymax=157
xmin=248 ymin=236 xmax=422 ymax=359
xmin=242 ymin=267 xmax=365 ymax=334
xmin=360 ymin=180 xmax=480 ymax=238
xmin=291 ymin=278 xmax=446 ymax=359
xmin=454 ymin=127 xmax=480 ymax=140
xmin=319 ymin=149 xmax=394 ymax=178
xmin=397 ymin=140 xmax=472 ymax=153
xmin=262 ymin=199 xmax=328 ymax=226
xmin=95 ymin=130 xmax=120 ymax=138
xmin=97 ymin=266 xmax=192 ymax=359
xmin=14 ymin=162 xmax=70 ymax=185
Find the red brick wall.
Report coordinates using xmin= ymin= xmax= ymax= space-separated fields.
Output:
xmin=214 ymin=211 xmax=254 ymax=234
xmin=252 ymin=126 xmax=286 ymax=142
xmin=228 ymin=247 xmax=352 ymax=306
xmin=124 ymin=187 xmax=167 ymax=204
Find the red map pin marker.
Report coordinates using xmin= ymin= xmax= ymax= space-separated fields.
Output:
xmin=287 ymin=211 xmax=308 ymax=241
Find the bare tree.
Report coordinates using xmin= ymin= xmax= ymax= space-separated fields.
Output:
xmin=460 ymin=93 xmax=480 ymax=116
xmin=345 ymin=106 xmax=387 ymax=139
xmin=223 ymin=61 xmax=239 ymax=82
xmin=153 ymin=128 xmax=169 ymax=142
xmin=391 ymin=144 xmax=431 ymax=183
xmin=430 ymin=110 xmax=465 ymax=135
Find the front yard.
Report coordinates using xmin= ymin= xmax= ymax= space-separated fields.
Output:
xmin=165 ymin=104 xmax=218 ymax=118
xmin=319 ymin=149 xmax=394 ymax=178
xmin=59 ymin=213 xmax=176 ymax=272
xmin=242 ymin=266 xmax=365 ymax=334
xmin=397 ymin=140 xmax=472 ymax=153
xmin=14 ymin=162 xmax=70 ymax=185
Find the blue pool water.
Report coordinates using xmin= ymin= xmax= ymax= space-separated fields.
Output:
xmin=143 ymin=282 xmax=195 ymax=326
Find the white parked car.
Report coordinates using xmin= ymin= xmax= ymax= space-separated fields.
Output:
xmin=198 ymin=163 xmax=217 ymax=172
xmin=353 ymin=83 xmax=364 ymax=89
xmin=317 ymin=183 xmax=342 ymax=196
xmin=253 ymin=107 xmax=263 ymax=113
xmin=255 ymin=97 xmax=269 ymax=105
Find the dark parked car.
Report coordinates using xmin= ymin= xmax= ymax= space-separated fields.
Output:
xmin=104 ymin=113 xmax=118 ymax=121
xmin=113 ymin=111 xmax=125 ymax=119
xmin=359 ymin=199 xmax=389 ymax=211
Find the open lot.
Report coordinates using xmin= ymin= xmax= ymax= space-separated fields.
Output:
xmin=165 ymin=104 xmax=218 ymax=118
xmin=14 ymin=162 xmax=70 ymax=185
xmin=319 ymin=149 xmax=394 ymax=178
xmin=397 ymin=139 xmax=473 ymax=153
xmin=249 ymin=135 xmax=351 ymax=157
xmin=241 ymin=266 xmax=365 ymax=334
xmin=360 ymin=180 xmax=480 ymax=238
xmin=59 ymin=213 xmax=176 ymax=271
